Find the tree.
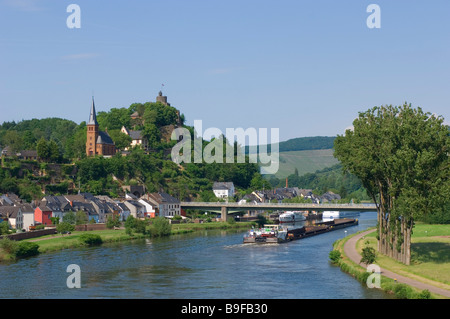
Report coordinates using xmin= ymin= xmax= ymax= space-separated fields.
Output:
xmin=151 ymin=217 xmax=171 ymax=237
xmin=36 ymin=138 xmax=49 ymax=161
xmin=75 ymin=211 xmax=89 ymax=225
xmin=63 ymin=211 xmax=76 ymax=225
xmin=334 ymin=103 xmax=449 ymax=265
xmin=360 ymin=241 xmax=377 ymax=265
xmin=56 ymin=222 xmax=75 ymax=235
xmin=2 ymin=130 xmax=23 ymax=153
xmin=106 ymin=215 xmax=121 ymax=229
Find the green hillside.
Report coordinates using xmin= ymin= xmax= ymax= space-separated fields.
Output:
xmin=275 ymin=149 xmax=339 ymax=179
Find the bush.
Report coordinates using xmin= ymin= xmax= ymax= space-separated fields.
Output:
xmin=16 ymin=242 xmax=40 ymax=258
xmin=417 ymin=289 xmax=431 ymax=299
xmin=56 ymin=222 xmax=75 ymax=234
xmin=393 ymin=283 xmax=412 ymax=299
xmin=79 ymin=233 xmax=103 ymax=246
xmin=151 ymin=217 xmax=171 ymax=237
xmin=360 ymin=241 xmax=377 ymax=265
xmin=0 ymin=237 xmax=18 ymax=255
xmin=329 ymin=250 xmax=342 ymax=264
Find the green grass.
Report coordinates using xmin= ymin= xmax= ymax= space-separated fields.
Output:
xmin=348 ymin=223 xmax=450 ymax=298
xmin=275 ymin=149 xmax=339 ymax=178
xmin=14 ymin=221 xmax=254 ymax=255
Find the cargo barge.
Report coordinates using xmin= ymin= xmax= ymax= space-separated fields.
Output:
xmin=243 ymin=218 xmax=358 ymax=244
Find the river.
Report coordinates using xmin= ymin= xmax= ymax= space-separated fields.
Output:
xmin=0 ymin=211 xmax=391 ymax=299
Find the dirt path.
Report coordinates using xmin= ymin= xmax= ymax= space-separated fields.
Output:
xmin=343 ymin=228 xmax=450 ymax=298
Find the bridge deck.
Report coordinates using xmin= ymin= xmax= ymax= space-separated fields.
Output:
xmin=181 ymin=202 xmax=377 ymax=212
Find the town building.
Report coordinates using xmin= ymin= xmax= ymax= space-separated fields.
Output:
xmin=213 ymin=182 xmax=235 ymax=199
xmin=145 ymin=192 xmax=180 ymax=218
xmin=120 ymin=126 xmax=149 ymax=151
xmin=86 ymin=97 xmax=116 ymax=157
xmin=0 ymin=206 xmax=23 ymax=230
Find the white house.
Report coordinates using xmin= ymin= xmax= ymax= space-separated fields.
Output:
xmin=138 ymin=198 xmax=158 ymax=218
xmin=0 ymin=206 xmax=23 ymax=230
xmin=19 ymin=203 xmax=35 ymax=231
xmin=121 ymin=126 xmax=149 ymax=151
xmin=213 ymin=182 xmax=235 ymax=199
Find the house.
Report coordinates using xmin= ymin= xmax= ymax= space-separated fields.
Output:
xmin=0 ymin=193 xmax=22 ymax=206
xmin=213 ymin=182 xmax=235 ymax=199
xmin=96 ymin=195 xmax=122 ymax=221
xmin=18 ymin=203 xmax=35 ymax=231
xmin=123 ymin=200 xmax=146 ymax=219
xmin=38 ymin=196 xmax=73 ymax=222
xmin=138 ymin=198 xmax=158 ymax=218
xmin=71 ymin=200 xmax=98 ymax=223
xmin=17 ymin=150 xmax=38 ymax=161
xmin=117 ymin=202 xmax=131 ymax=221
xmin=0 ymin=206 xmax=23 ymax=230
xmin=120 ymin=126 xmax=149 ymax=151
xmin=320 ymin=191 xmax=341 ymax=203
xmin=146 ymin=192 xmax=180 ymax=218
xmin=34 ymin=205 xmax=53 ymax=226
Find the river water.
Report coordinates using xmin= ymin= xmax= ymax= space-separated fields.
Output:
xmin=0 ymin=211 xmax=391 ymax=299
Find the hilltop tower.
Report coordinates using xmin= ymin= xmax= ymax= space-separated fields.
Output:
xmin=156 ymin=91 xmax=170 ymax=106
xmin=86 ymin=97 xmax=116 ymax=157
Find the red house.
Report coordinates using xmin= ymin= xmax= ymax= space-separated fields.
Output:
xmin=34 ymin=205 xmax=53 ymax=226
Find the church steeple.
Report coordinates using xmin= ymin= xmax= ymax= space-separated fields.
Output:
xmin=88 ymin=96 xmax=98 ymax=125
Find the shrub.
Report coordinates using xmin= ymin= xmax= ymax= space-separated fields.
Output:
xmin=360 ymin=241 xmax=377 ymax=265
xmin=16 ymin=242 xmax=40 ymax=258
xmin=151 ymin=217 xmax=171 ymax=237
xmin=56 ymin=222 xmax=75 ymax=234
xmin=329 ymin=250 xmax=342 ymax=264
xmin=0 ymin=237 xmax=18 ymax=255
xmin=393 ymin=283 xmax=411 ymax=299
xmin=417 ymin=289 xmax=431 ymax=299
xmin=79 ymin=233 xmax=103 ymax=246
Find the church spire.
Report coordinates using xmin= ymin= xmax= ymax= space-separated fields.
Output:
xmin=88 ymin=96 xmax=98 ymax=125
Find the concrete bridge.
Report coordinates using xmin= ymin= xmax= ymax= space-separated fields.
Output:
xmin=180 ymin=202 xmax=378 ymax=221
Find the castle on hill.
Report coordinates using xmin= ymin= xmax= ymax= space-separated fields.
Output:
xmin=85 ymin=91 xmax=178 ymax=157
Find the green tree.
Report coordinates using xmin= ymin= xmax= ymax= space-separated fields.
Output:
xmin=360 ymin=241 xmax=377 ymax=265
xmin=2 ymin=130 xmax=23 ymax=153
xmin=63 ymin=211 xmax=76 ymax=225
xmin=108 ymin=129 xmax=132 ymax=150
xmin=334 ymin=103 xmax=449 ymax=265
xmin=75 ymin=211 xmax=89 ymax=225
xmin=151 ymin=217 xmax=171 ymax=237
xmin=36 ymin=138 xmax=49 ymax=161
xmin=0 ymin=221 xmax=10 ymax=235
xmin=56 ymin=222 xmax=75 ymax=234
xmin=106 ymin=215 xmax=121 ymax=229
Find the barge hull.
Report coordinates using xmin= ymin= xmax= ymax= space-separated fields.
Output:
xmin=243 ymin=218 xmax=358 ymax=244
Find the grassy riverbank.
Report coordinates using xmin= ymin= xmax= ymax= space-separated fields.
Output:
xmin=332 ymin=223 xmax=450 ymax=299
xmin=0 ymin=221 xmax=255 ymax=259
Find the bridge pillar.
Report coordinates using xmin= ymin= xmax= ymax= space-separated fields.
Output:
xmin=221 ymin=206 xmax=228 ymax=222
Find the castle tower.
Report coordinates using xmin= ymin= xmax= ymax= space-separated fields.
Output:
xmin=156 ymin=90 xmax=170 ymax=106
xmin=86 ymin=97 xmax=99 ymax=156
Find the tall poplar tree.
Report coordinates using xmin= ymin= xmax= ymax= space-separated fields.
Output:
xmin=334 ymin=103 xmax=449 ymax=265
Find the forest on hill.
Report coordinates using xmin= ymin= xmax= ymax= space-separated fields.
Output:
xmin=0 ymin=101 xmax=266 ymax=202
xmin=0 ymin=101 xmax=373 ymax=204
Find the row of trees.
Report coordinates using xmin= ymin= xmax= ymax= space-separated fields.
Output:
xmin=334 ymin=103 xmax=449 ymax=265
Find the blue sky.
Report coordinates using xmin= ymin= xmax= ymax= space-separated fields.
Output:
xmin=1 ymin=0 xmax=449 ymax=143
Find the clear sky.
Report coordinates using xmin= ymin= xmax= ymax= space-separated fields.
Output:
xmin=1 ymin=0 xmax=449 ymax=143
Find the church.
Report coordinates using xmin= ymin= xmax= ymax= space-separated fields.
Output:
xmin=85 ymin=97 xmax=116 ymax=157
